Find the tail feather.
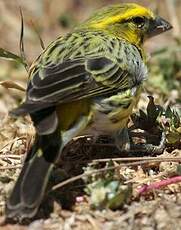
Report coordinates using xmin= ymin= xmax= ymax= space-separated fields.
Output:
xmin=6 ymin=164 xmax=27 ymax=210
xmin=6 ymin=128 xmax=62 ymax=220
xmin=10 ymin=101 xmax=54 ymax=117
xmin=6 ymin=155 xmax=53 ymax=219
xmin=21 ymin=154 xmax=53 ymax=208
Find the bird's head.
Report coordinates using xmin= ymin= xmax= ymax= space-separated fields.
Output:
xmin=82 ymin=3 xmax=172 ymax=47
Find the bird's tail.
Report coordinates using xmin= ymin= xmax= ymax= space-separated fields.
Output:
xmin=6 ymin=129 xmax=62 ymax=220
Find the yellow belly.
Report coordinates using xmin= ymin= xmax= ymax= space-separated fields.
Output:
xmin=58 ymin=86 xmax=142 ymax=146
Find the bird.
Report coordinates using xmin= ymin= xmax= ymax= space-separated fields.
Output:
xmin=6 ymin=3 xmax=172 ymax=220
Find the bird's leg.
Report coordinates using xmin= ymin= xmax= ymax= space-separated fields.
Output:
xmin=114 ymin=128 xmax=131 ymax=152
xmin=129 ymin=131 xmax=166 ymax=155
xmin=114 ymin=128 xmax=166 ymax=155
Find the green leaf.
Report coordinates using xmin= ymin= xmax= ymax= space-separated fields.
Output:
xmin=177 ymin=165 xmax=181 ymax=175
xmin=106 ymin=184 xmax=132 ymax=209
xmin=166 ymin=132 xmax=181 ymax=144
xmin=0 ymin=48 xmax=26 ymax=66
xmin=172 ymin=110 xmax=180 ymax=128
xmin=165 ymin=106 xmax=173 ymax=119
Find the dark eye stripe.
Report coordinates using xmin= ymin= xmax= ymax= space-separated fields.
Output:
xmin=132 ymin=16 xmax=145 ymax=24
xmin=131 ymin=17 xmax=146 ymax=28
xmin=118 ymin=16 xmax=145 ymax=26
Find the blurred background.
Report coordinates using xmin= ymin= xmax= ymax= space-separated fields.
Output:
xmin=0 ymin=0 xmax=180 ymax=140
xmin=0 ymin=0 xmax=180 ymax=60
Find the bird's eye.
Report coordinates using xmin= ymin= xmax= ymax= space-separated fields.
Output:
xmin=132 ymin=17 xmax=145 ymax=28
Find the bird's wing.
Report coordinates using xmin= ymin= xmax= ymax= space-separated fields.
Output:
xmin=12 ymin=35 xmax=146 ymax=115
xmin=29 ymin=57 xmax=132 ymax=101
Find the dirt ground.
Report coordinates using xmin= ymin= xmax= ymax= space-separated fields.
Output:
xmin=0 ymin=1 xmax=180 ymax=229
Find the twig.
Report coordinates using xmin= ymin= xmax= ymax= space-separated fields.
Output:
xmin=0 ymin=136 xmax=27 ymax=152
xmin=0 ymin=159 xmax=6 ymax=166
xmin=0 ymin=81 xmax=25 ymax=91
xmin=19 ymin=7 xmax=28 ymax=71
xmin=0 ymin=154 xmax=23 ymax=166
xmin=138 ymin=176 xmax=181 ymax=195
xmin=84 ymin=143 xmax=115 ymax=147
xmin=0 ymin=154 xmax=23 ymax=159
xmin=125 ymin=171 xmax=167 ymax=184
xmin=0 ymin=165 xmax=22 ymax=170
xmin=52 ymin=160 xmax=170 ymax=191
xmin=52 ymin=173 xmax=85 ymax=191
xmin=30 ymin=20 xmax=45 ymax=50
xmin=91 ymin=157 xmax=181 ymax=164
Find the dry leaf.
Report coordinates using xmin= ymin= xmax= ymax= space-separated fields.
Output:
xmin=0 ymin=80 xmax=25 ymax=91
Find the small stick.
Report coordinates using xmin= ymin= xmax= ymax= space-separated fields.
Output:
xmin=92 ymin=157 xmax=181 ymax=164
xmin=0 ymin=155 xmax=23 ymax=159
xmin=0 ymin=165 xmax=22 ymax=170
xmin=52 ymin=160 xmax=166 ymax=191
xmin=138 ymin=176 xmax=181 ymax=195
xmin=0 ymin=137 xmax=27 ymax=152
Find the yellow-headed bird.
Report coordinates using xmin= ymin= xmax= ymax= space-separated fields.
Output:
xmin=6 ymin=3 xmax=172 ymax=219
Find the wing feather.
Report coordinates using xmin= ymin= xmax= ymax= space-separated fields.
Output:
xmin=11 ymin=33 xmax=146 ymax=115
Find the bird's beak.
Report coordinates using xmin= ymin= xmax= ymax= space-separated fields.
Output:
xmin=147 ymin=16 xmax=173 ymax=38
